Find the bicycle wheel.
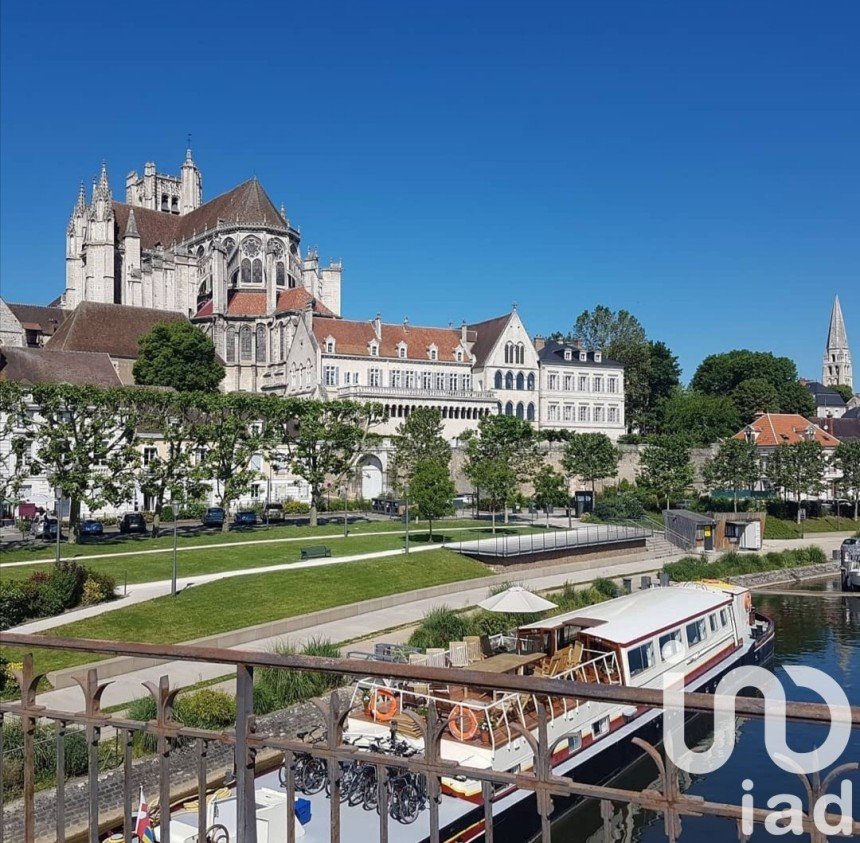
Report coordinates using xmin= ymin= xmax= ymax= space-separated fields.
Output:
xmin=302 ymin=758 xmax=327 ymax=795
xmin=347 ymin=769 xmax=370 ymax=806
xmin=395 ymin=784 xmax=421 ymax=824
xmin=362 ymin=772 xmax=379 ymax=811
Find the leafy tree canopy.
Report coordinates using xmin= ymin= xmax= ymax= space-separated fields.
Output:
xmin=831 ymin=384 xmax=855 ymax=403
xmin=638 ymin=436 xmax=695 ymax=510
xmin=731 ymin=378 xmax=780 ymax=424
xmin=133 ymin=321 xmax=225 ymax=393
xmin=659 ymin=389 xmax=740 ymax=445
xmin=702 ymin=438 xmax=760 ymax=512
xmin=561 ymin=432 xmax=619 ymax=492
xmin=834 ymin=441 xmax=860 ymax=520
xmin=409 ymin=459 xmax=456 ymax=538
xmin=532 ymin=465 xmax=568 ymax=511
xmin=389 ymin=408 xmax=451 ymax=494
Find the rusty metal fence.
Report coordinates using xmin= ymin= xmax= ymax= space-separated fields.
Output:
xmin=1 ymin=632 xmax=858 ymax=843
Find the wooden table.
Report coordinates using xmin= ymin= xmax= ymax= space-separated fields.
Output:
xmin=469 ymin=652 xmax=546 ymax=675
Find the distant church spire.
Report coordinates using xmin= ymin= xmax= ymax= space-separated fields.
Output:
xmin=75 ymin=180 xmax=87 ymax=213
xmin=822 ymin=295 xmax=852 ymax=390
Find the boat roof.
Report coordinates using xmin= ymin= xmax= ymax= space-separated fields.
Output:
xmin=519 ymin=585 xmax=735 ymax=646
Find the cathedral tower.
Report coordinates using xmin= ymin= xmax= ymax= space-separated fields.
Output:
xmin=822 ymin=295 xmax=852 ymax=389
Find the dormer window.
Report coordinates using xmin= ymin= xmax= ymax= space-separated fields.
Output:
xmin=579 ymin=351 xmax=587 ymax=362
xmin=369 ymin=341 xmax=379 ymax=357
xmin=325 ymin=337 xmax=336 ymax=354
xmin=397 ymin=342 xmax=408 ymax=359
xmin=564 ymin=349 xmax=572 ymax=361
xmin=594 ymin=351 xmax=602 ymax=363
xmin=428 ymin=344 xmax=438 ymax=361
xmin=455 ymin=349 xmax=464 ymax=362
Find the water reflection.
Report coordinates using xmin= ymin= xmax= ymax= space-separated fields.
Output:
xmin=547 ymin=592 xmax=860 ymax=842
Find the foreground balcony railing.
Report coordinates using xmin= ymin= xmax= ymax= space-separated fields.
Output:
xmin=0 ymin=633 xmax=857 ymax=843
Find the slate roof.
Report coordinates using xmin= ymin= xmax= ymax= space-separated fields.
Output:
xmin=113 ymin=179 xmax=286 ymax=249
xmin=538 ymin=340 xmax=622 ymax=368
xmin=804 ymin=381 xmax=846 ymax=408
xmin=47 ymin=301 xmax=187 ymax=359
xmin=733 ymin=413 xmax=840 ymax=448
xmin=466 ymin=313 xmax=512 ymax=365
xmin=815 ymin=417 xmax=860 ymax=442
xmin=843 ymin=406 xmax=860 ymax=419
xmin=194 ymin=288 xmax=334 ymax=319
xmin=312 ymin=318 xmax=471 ymax=363
xmin=5 ymin=303 xmax=69 ymax=337
xmin=0 ymin=347 xmax=122 ymax=387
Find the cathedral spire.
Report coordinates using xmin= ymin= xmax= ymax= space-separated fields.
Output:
xmin=75 ymin=180 xmax=87 ymax=214
xmin=125 ymin=208 xmax=139 ymax=238
xmin=95 ymin=161 xmax=112 ymax=203
xmin=822 ymin=295 xmax=853 ymax=390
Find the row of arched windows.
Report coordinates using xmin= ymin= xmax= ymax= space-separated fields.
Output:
xmin=225 ymin=323 xmax=290 ymax=365
xmin=503 ymin=401 xmax=536 ymax=421
xmin=494 ymin=370 xmax=535 ymax=391
xmin=384 ymin=404 xmax=492 ymax=421
xmin=504 ymin=341 xmax=525 ymax=365
xmin=231 ymin=259 xmax=294 ymax=288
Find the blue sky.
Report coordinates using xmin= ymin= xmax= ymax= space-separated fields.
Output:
xmin=1 ymin=1 xmax=857 ymax=380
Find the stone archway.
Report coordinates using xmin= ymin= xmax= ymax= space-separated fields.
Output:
xmin=358 ymin=455 xmax=384 ymax=500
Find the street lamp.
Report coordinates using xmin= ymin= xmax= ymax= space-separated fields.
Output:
xmin=170 ymin=499 xmax=180 ymax=597
xmin=404 ymin=481 xmax=410 ymax=555
xmin=55 ymin=489 xmax=62 ymax=563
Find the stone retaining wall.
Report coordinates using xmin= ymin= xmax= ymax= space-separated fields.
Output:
xmin=727 ymin=562 xmax=839 ymax=588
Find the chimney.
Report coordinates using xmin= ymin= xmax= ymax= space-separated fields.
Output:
xmin=373 ymin=313 xmax=382 ymax=339
xmin=403 ymin=316 xmax=409 ymax=332
xmin=461 ymin=320 xmax=468 ymax=344
xmin=534 ymin=335 xmax=546 ymax=352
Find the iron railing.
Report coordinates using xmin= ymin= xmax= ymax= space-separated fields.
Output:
xmin=0 ymin=632 xmax=858 ymax=843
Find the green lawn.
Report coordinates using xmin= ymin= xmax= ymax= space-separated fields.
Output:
xmin=0 ymin=525 xmax=532 ymax=585
xmin=0 ymin=517 xmax=504 ymax=565
xmin=763 ymin=516 xmax=860 ymax=540
xmin=1 ymin=549 xmax=491 ymax=676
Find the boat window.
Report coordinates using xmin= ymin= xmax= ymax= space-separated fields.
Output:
xmin=556 ymin=625 xmax=578 ymax=649
xmin=627 ymin=641 xmax=655 ymax=677
xmin=686 ymin=619 xmax=707 ymax=646
xmin=659 ymin=629 xmax=683 ymax=660
xmin=719 ymin=609 xmax=729 ymax=627
xmin=592 ymin=716 xmax=610 ymax=738
xmin=709 ymin=614 xmax=718 ymax=632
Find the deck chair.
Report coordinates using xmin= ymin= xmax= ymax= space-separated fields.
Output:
xmin=449 ymin=641 xmax=469 ymax=668
xmin=546 ymin=654 xmax=566 ymax=677
xmin=426 ymin=648 xmax=446 ymax=667
xmin=567 ymin=641 xmax=584 ymax=668
xmin=479 ymin=634 xmax=495 ymax=658
xmin=464 ymin=636 xmax=483 ymax=663
xmin=408 ymin=653 xmax=429 ymax=666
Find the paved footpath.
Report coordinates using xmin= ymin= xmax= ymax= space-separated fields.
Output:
xmin=28 ymin=552 xmax=669 ymax=712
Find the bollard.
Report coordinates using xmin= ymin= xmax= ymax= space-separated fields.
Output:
xmin=659 ymin=572 xmax=670 ymax=587
xmin=640 ymin=575 xmax=652 ymax=590
xmin=622 ymin=577 xmax=632 ymax=594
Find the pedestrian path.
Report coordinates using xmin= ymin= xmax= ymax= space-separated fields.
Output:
xmin=29 ymin=553 xmax=667 ymax=712
xmin=1 ymin=522 xmax=535 ymax=568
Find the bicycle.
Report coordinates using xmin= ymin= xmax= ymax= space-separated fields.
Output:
xmin=280 ymin=726 xmax=327 ymax=795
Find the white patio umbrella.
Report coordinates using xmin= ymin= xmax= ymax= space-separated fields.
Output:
xmin=478 ymin=586 xmax=557 ymax=614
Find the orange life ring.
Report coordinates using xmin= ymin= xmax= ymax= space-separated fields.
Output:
xmin=448 ymin=705 xmax=480 ymax=742
xmin=370 ymin=688 xmax=399 ymax=722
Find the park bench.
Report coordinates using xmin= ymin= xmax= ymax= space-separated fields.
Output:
xmin=300 ymin=545 xmax=332 ymax=560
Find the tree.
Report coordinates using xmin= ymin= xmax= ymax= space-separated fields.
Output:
xmin=832 ymin=384 xmax=855 ymax=403
xmin=137 ymin=391 xmax=208 ymax=536
xmin=388 ymin=408 xmax=451 ymax=494
xmin=640 ymin=341 xmax=681 ymax=431
xmin=28 ymin=384 xmax=142 ymax=539
xmin=133 ymin=321 xmax=225 ymax=393
xmin=194 ymin=393 xmax=283 ymax=530
xmin=702 ymin=438 xmax=760 ymax=512
xmin=462 ymin=415 xmax=543 ymax=531
xmin=658 ymin=390 xmax=741 ymax=445
xmin=0 ymin=382 xmax=36 ymax=507
xmin=532 ymin=465 xmax=567 ymax=524
xmin=410 ymin=459 xmax=456 ymax=539
xmin=833 ymin=441 xmax=860 ymax=520
xmin=285 ymin=400 xmax=384 ymax=527
xmin=690 ymin=350 xmax=814 ymax=419
xmin=561 ymin=432 xmax=619 ymax=494
xmin=569 ymin=306 xmax=652 ymax=431
xmin=731 ymin=378 xmax=780 ymax=424
xmin=765 ymin=441 xmax=827 ymax=523
xmin=638 ymin=437 xmax=695 ymax=510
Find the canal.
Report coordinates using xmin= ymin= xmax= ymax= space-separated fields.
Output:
xmin=547 ymin=580 xmax=860 ymax=841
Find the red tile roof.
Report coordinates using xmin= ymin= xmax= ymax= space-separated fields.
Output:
xmin=194 ymin=288 xmax=333 ymax=319
xmin=733 ymin=413 xmax=840 ymax=447
xmin=312 ymin=318 xmax=471 ymax=363
xmin=114 ymin=179 xmax=286 ymax=250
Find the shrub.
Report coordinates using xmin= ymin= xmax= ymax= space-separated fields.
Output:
xmin=0 ymin=582 xmax=29 ymax=630
xmin=282 ymin=500 xmax=311 ymax=514
xmin=593 ymin=488 xmax=647 ymax=522
xmin=36 ymin=560 xmax=87 ymax=616
xmin=81 ymin=571 xmax=117 ymax=606
xmin=175 ymin=689 xmax=236 ymax=731
xmin=663 ymin=546 xmax=827 ymax=582
xmin=407 ymin=606 xmax=473 ymax=650
xmin=127 ymin=695 xmax=159 ymax=752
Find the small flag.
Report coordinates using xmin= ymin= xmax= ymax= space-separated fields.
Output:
xmin=135 ymin=786 xmax=157 ymax=842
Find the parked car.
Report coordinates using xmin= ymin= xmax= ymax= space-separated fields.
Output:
xmin=79 ymin=519 xmax=104 ymax=537
xmin=30 ymin=517 xmax=59 ymax=540
xmin=202 ymin=507 xmax=226 ymax=528
xmin=119 ymin=512 xmax=147 ymax=535
xmin=233 ymin=510 xmax=258 ymax=527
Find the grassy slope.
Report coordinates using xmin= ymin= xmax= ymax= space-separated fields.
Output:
xmin=763 ymin=516 xmax=859 ymax=540
xmin=0 ymin=517 xmax=502 ymax=565
xmin=0 ymin=525 xmax=532 ymax=585
xmin=1 ymin=549 xmax=491 ymax=675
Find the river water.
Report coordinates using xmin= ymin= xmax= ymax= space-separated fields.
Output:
xmin=548 ymin=580 xmax=860 ymax=842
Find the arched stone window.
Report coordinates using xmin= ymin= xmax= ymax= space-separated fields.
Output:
xmin=504 ymin=342 xmax=513 ymax=364
xmin=505 ymin=371 xmax=514 ymax=390
xmin=239 ymin=326 xmax=252 ymax=361
xmin=252 ymin=259 xmax=263 ymax=284
xmin=256 ymin=324 xmax=267 ymax=363
xmin=516 ymin=372 xmax=525 ymax=391
xmin=225 ymin=327 xmax=236 ymax=363
xmin=280 ymin=324 xmax=286 ymax=360
xmin=527 ymin=373 xmax=535 ymax=391
xmin=494 ymin=371 xmax=503 ymax=389
xmin=527 ymin=402 xmax=536 ymax=421
xmin=516 ymin=342 xmax=525 ymax=365
xmin=223 ymin=237 xmax=235 ymax=255
xmin=505 ymin=401 xmax=514 ymax=416
xmin=270 ymin=326 xmax=279 ymax=362
xmin=241 ymin=259 xmax=252 ymax=284
xmin=516 ymin=402 xmax=524 ymax=419
xmin=276 ymin=262 xmax=286 ymax=286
